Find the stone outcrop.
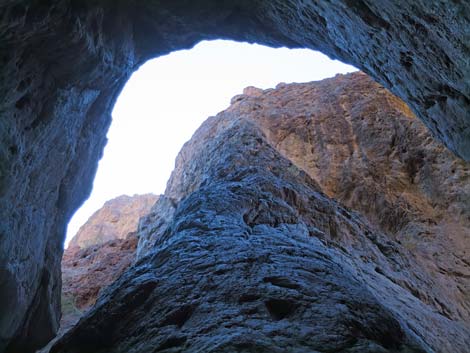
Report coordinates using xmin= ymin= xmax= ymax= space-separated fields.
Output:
xmin=50 ymin=73 xmax=469 ymax=353
xmin=35 ymin=232 xmax=140 ymax=353
xmin=0 ymin=2 xmax=469 ymax=351
xmin=226 ymin=72 xmax=470 ymax=324
xmin=68 ymin=194 xmax=158 ymax=249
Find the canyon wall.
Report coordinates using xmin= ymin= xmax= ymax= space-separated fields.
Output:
xmin=0 ymin=1 xmax=469 ymax=351
xmin=51 ymin=73 xmax=470 ymax=353
xmin=226 ymin=73 xmax=470 ymax=324
xmin=68 ymin=194 xmax=158 ymax=249
xmin=61 ymin=234 xmax=139 ymax=331
xmin=63 ymin=193 xmax=158 ymax=314
xmin=36 ymin=194 xmax=158 ymax=352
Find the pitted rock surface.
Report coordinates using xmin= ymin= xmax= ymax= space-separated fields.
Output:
xmin=225 ymin=72 xmax=470 ymax=324
xmin=1 ymin=2 xmax=470 ymax=351
xmin=62 ymin=233 xmax=139 ymax=320
xmin=38 ymin=233 xmax=139 ymax=353
xmin=61 ymin=193 xmax=157 ymax=323
xmin=51 ymin=74 xmax=469 ymax=353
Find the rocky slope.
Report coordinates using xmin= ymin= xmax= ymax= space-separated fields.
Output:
xmin=35 ymin=194 xmax=157 ymax=352
xmin=68 ymin=194 xmax=158 ymax=249
xmin=51 ymin=73 xmax=469 ymax=353
xmin=53 ymin=233 xmax=139 ymax=346
xmin=62 ymin=194 xmax=158 ymax=319
xmin=2 ymin=2 xmax=469 ymax=351
xmin=60 ymin=233 xmax=138 ymax=326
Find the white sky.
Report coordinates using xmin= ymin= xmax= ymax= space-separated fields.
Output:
xmin=65 ymin=40 xmax=356 ymax=246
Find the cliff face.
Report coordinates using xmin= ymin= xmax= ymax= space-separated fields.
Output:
xmin=225 ymin=72 xmax=470 ymax=323
xmin=1 ymin=2 xmax=469 ymax=351
xmin=61 ymin=234 xmax=138 ymax=327
xmin=46 ymin=194 xmax=158 ymax=347
xmin=68 ymin=194 xmax=158 ymax=249
xmin=51 ymin=73 xmax=470 ymax=353
xmin=62 ymin=193 xmax=157 ymax=311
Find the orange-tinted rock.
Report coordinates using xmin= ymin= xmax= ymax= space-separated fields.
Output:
xmin=226 ymin=72 xmax=470 ymax=322
xmin=2 ymin=2 xmax=470 ymax=351
xmin=60 ymin=194 xmax=158 ymax=327
xmin=38 ymin=233 xmax=140 ymax=353
xmin=62 ymin=234 xmax=139 ymax=312
xmin=68 ymin=194 xmax=158 ymax=249
xmin=53 ymin=73 xmax=469 ymax=353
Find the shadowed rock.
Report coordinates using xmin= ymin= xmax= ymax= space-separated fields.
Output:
xmin=225 ymin=72 xmax=470 ymax=325
xmin=37 ymin=194 xmax=158 ymax=352
xmin=0 ymin=1 xmax=469 ymax=350
xmin=50 ymin=73 xmax=469 ymax=353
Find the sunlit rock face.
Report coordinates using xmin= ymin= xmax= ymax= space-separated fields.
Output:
xmin=225 ymin=72 xmax=470 ymax=325
xmin=68 ymin=194 xmax=158 ymax=249
xmin=62 ymin=193 xmax=158 ymax=313
xmin=0 ymin=1 xmax=469 ymax=351
xmin=51 ymin=73 xmax=470 ymax=353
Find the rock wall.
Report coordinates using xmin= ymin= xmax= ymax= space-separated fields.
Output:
xmin=0 ymin=1 xmax=469 ymax=351
xmin=68 ymin=194 xmax=158 ymax=249
xmin=226 ymin=72 xmax=470 ymax=324
xmin=35 ymin=194 xmax=158 ymax=352
xmin=61 ymin=234 xmax=139 ymax=330
xmin=63 ymin=193 xmax=158 ymax=313
xmin=51 ymin=73 xmax=470 ymax=353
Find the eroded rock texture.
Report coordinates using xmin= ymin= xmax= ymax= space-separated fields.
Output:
xmin=227 ymin=72 xmax=470 ymax=325
xmin=51 ymin=73 xmax=469 ymax=353
xmin=61 ymin=233 xmax=139 ymax=330
xmin=63 ymin=193 xmax=157 ymax=315
xmin=35 ymin=232 xmax=140 ymax=353
xmin=0 ymin=1 xmax=469 ymax=351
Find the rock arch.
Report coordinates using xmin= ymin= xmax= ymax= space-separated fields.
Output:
xmin=0 ymin=1 xmax=468 ymax=351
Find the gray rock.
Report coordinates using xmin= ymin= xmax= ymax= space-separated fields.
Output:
xmin=224 ymin=72 xmax=470 ymax=325
xmin=0 ymin=1 xmax=469 ymax=351
xmin=51 ymin=91 xmax=469 ymax=352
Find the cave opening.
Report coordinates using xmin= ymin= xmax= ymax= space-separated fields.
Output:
xmin=65 ymin=39 xmax=357 ymax=246
xmin=60 ymin=39 xmax=357 ymax=331
xmin=3 ymin=1 xmax=469 ymax=351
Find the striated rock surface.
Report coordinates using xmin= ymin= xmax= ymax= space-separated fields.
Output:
xmin=68 ymin=194 xmax=158 ymax=249
xmin=51 ymin=73 xmax=469 ymax=353
xmin=1 ymin=2 xmax=469 ymax=351
xmin=226 ymin=72 xmax=470 ymax=324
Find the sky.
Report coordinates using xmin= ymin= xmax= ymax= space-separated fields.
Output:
xmin=65 ymin=40 xmax=357 ymax=246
